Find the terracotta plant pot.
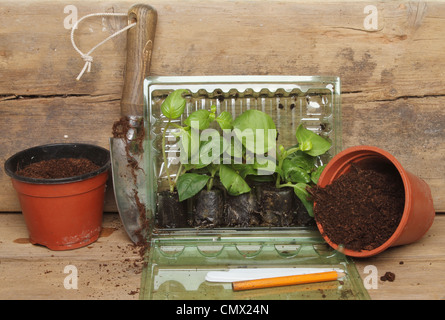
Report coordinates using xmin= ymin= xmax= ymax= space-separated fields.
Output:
xmin=4 ymin=143 xmax=110 ymax=250
xmin=316 ymin=145 xmax=435 ymax=258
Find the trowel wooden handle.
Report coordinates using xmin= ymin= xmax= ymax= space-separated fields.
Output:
xmin=121 ymin=4 xmax=157 ymax=118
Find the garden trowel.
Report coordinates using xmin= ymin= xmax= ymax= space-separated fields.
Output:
xmin=110 ymin=4 xmax=157 ymax=244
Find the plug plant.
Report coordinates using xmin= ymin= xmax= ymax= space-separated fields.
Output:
xmin=176 ymin=108 xmax=276 ymax=202
xmin=176 ymin=107 xmax=277 ymax=227
xmin=157 ymin=89 xmax=190 ymax=227
xmin=275 ymin=124 xmax=331 ymax=217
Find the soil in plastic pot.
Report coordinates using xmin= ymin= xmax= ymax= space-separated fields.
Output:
xmin=193 ymin=189 xmax=224 ymax=228
xmin=4 ymin=143 xmax=110 ymax=250
xmin=157 ymin=190 xmax=189 ymax=228
xmin=258 ymin=185 xmax=296 ymax=227
xmin=223 ymin=192 xmax=261 ymax=227
xmin=312 ymin=164 xmax=405 ymax=252
xmin=16 ymin=158 xmax=100 ymax=179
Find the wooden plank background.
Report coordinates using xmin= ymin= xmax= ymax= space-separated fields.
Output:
xmin=0 ymin=0 xmax=444 ymax=212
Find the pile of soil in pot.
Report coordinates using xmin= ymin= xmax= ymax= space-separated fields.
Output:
xmin=311 ymin=163 xmax=405 ymax=252
xmin=16 ymin=158 xmax=100 ymax=179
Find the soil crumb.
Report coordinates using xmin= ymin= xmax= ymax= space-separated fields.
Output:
xmin=380 ymin=271 xmax=396 ymax=282
xmin=311 ymin=163 xmax=405 ymax=252
xmin=16 ymin=158 xmax=100 ymax=179
xmin=112 ymin=116 xmax=132 ymax=139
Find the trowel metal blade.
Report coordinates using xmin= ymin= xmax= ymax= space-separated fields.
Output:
xmin=110 ymin=137 xmax=147 ymax=244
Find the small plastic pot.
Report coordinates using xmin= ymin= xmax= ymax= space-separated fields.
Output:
xmin=316 ymin=145 xmax=435 ymax=258
xmin=4 ymin=143 xmax=110 ymax=250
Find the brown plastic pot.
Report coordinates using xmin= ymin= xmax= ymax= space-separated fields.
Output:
xmin=4 ymin=143 xmax=110 ymax=251
xmin=316 ymin=145 xmax=435 ymax=258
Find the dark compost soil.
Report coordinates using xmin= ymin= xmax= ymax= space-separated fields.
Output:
xmin=311 ymin=163 xmax=405 ymax=252
xmin=380 ymin=271 xmax=396 ymax=282
xmin=223 ymin=192 xmax=261 ymax=227
xmin=258 ymin=185 xmax=296 ymax=227
xmin=193 ymin=189 xmax=224 ymax=227
xmin=16 ymin=158 xmax=100 ymax=179
xmin=163 ymin=183 xmax=317 ymax=229
xmin=157 ymin=190 xmax=189 ymax=228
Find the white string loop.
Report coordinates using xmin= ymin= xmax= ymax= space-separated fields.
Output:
xmin=71 ymin=13 xmax=136 ymax=80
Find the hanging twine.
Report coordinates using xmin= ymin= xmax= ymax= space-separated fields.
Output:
xmin=70 ymin=12 xmax=136 ymax=80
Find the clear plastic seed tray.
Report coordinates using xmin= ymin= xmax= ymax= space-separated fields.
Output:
xmin=139 ymin=76 xmax=368 ymax=300
xmin=144 ymin=76 xmax=341 ymax=231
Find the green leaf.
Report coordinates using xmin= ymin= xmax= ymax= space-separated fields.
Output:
xmin=176 ymin=173 xmax=210 ymax=201
xmin=219 ymin=164 xmax=251 ymax=196
xmin=207 ymin=163 xmax=219 ymax=177
xmin=275 ymin=166 xmax=284 ymax=179
xmin=285 ymin=149 xmax=316 ymax=172
xmin=198 ymin=134 xmax=227 ymax=166
xmin=311 ymin=164 xmax=326 ymax=184
xmin=295 ymin=124 xmax=331 ymax=157
xmin=182 ymin=163 xmax=197 ymax=171
xmin=230 ymin=163 xmax=257 ymax=179
xmin=233 ymin=109 xmax=276 ymax=154
xmin=253 ymin=156 xmax=276 ymax=176
xmin=280 ymin=149 xmax=315 ymax=183
xmin=299 ymin=140 xmax=313 ymax=152
xmin=216 ymin=111 xmax=233 ymax=130
xmin=161 ymin=89 xmax=188 ymax=119
xmin=282 ymin=160 xmax=311 ymax=183
xmin=293 ymin=183 xmax=314 ymax=217
xmin=184 ymin=109 xmax=212 ymax=130
xmin=177 ymin=127 xmax=199 ymax=162
xmin=222 ymin=133 xmax=244 ymax=159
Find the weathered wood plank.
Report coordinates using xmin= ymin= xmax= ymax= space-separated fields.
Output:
xmin=1 ymin=212 xmax=444 ymax=300
xmin=342 ymin=94 xmax=445 ymax=211
xmin=0 ymin=95 xmax=120 ymax=211
xmin=0 ymin=213 xmax=142 ymax=299
xmin=0 ymin=0 xmax=444 ymax=211
xmin=355 ymin=213 xmax=445 ymax=300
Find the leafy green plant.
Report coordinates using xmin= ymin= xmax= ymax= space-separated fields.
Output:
xmin=160 ymin=91 xmax=232 ymax=200
xmin=275 ymin=124 xmax=331 ymax=217
xmin=219 ymin=164 xmax=251 ymax=196
xmin=160 ymin=89 xmax=188 ymax=193
xmin=219 ymin=109 xmax=276 ymax=195
xmin=232 ymin=109 xmax=276 ymax=154
xmin=175 ymin=106 xmax=228 ymax=201
xmin=175 ymin=108 xmax=276 ymax=201
xmin=160 ymin=89 xmax=332 ymax=221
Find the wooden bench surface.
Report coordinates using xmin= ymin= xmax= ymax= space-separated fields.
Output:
xmin=0 ymin=212 xmax=444 ymax=300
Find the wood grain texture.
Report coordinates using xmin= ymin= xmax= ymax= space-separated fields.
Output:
xmin=0 ymin=0 xmax=444 ymax=211
xmin=121 ymin=4 xmax=157 ymax=117
xmin=355 ymin=213 xmax=445 ymax=300
xmin=0 ymin=213 xmax=143 ymax=299
xmin=0 ymin=212 xmax=443 ymax=300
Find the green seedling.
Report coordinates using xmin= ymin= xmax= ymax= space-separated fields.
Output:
xmin=275 ymin=124 xmax=331 ymax=216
